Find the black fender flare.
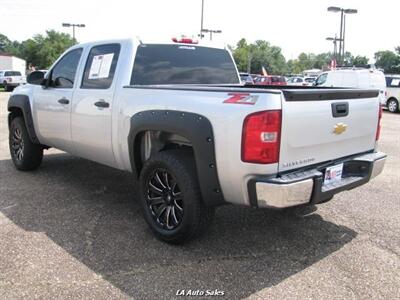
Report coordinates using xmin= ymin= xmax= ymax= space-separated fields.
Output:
xmin=128 ymin=110 xmax=225 ymax=207
xmin=7 ymin=94 xmax=40 ymax=144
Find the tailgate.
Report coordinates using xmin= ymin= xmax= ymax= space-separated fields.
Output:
xmin=11 ymin=76 xmax=23 ymax=83
xmin=279 ymin=89 xmax=380 ymax=172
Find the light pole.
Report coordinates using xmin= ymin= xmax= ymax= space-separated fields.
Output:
xmin=326 ymin=35 xmax=343 ymax=61
xmin=327 ymin=6 xmax=357 ymax=64
xmin=62 ymin=23 xmax=85 ymax=40
xmin=201 ymin=29 xmax=222 ymax=41
xmin=199 ymin=0 xmax=205 ymax=39
xmin=199 ymin=1 xmax=221 ymax=40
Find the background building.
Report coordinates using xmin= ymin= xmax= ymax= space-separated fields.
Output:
xmin=0 ymin=53 xmax=26 ymax=74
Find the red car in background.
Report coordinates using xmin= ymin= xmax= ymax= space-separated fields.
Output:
xmin=252 ymin=75 xmax=287 ymax=86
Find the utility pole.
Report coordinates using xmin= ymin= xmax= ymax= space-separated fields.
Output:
xmin=62 ymin=23 xmax=85 ymax=40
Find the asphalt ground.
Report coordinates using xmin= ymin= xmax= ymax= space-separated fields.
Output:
xmin=0 ymin=91 xmax=399 ymax=299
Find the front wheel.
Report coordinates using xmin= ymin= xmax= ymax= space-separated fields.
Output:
xmin=139 ymin=150 xmax=214 ymax=244
xmin=387 ymin=98 xmax=399 ymax=113
xmin=9 ymin=117 xmax=43 ymax=171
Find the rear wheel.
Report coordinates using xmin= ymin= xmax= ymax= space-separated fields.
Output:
xmin=4 ymin=81 xmax=12 ymax=92
xmin=9 ymin=117 xmax=43 ymax=171
xmin=387 ymin=98 xmax=399 ymax=113
xmin=139 ymin=150 xmax=214 ymax=244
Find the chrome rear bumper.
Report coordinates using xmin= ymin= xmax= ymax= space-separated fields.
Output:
xmin=251 ymin=151 xmax=386 ymax=209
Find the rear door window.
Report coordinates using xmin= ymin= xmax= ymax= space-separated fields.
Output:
xmin=81 ymin=43 xmax=121 ymax=89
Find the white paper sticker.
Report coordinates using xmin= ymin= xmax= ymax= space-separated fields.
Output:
xmin=88 ymin=53 xmax=114 ymax=79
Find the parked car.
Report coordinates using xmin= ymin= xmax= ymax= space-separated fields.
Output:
xmin=239 ymin=72 xmax=254 ymax=85
xmin=287 ymin=76 xmax=315 ymax=86
xmin=253 ymin=75 xmax=287 ymax=85
xmin=0 ymin=70 xmax=26 ymax=91
xmin=385 ymin=75 xmax=400 ymax=113
xmin=314 ymin=68 xmax=386 ymax=105
xmin=8 ymin=38 xmax=386 ymax=244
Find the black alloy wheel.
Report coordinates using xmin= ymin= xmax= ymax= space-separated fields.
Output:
xmin=11 ymin=127 xmax=24 ymax=161
xmin=146 ymin=168 xmax=184 ymax=230
xmin=139 ymin=150 xmax=214 ymax=244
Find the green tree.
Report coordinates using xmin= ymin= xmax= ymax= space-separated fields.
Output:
xmin=230 ymin=39 xmax=287 ymax=75
xmin=1 ymin=30 xmax=75 ymax=68
xmin=0 ymin=33 xmax=12 ymax=52
xmin=374 ymin=50 xmax=400 ymax=73
xmin=18 ymin=30 xmax=76 ymax=68
xmin=351 ymin=55 xmax=369 ymax=66
xmin=231 ymin=38 xmax=251 ymax=73
xmin=313 ymin=53 xmax=331 ymax=69
xmin=0 ymin=33 xmax=23 ymax=58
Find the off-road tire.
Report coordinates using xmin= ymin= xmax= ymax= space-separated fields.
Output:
xmin=139 ymin=150 xmax=214 ymax=244
xmin=9 ymin=117 xmax=43 ymax=171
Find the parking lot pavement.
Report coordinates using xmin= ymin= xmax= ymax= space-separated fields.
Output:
xmin=0 ymin=91 xmax=399 ymax=299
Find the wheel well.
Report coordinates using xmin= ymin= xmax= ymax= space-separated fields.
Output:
xmin=133 ymin=130 xmax=193 ymax=177
xmin=388 ymin=97 xmax=399 ymax=103
xmin=8 ymin=107 xmax=24 ymax=126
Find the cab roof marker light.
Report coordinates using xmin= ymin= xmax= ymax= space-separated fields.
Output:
xmin=172 ymin=37 xmax=198 ymax=44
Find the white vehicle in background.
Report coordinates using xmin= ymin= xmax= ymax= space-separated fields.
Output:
xmin=302 ymin=68 xmax=322 ymax=78
xmin=314 ymin=68 xmax=387 ymax=105
xmin=385 ymin=75 xmax=400 ymax=113
xmin=0 ymin=70 xmax=26 ymax=91
xmin=239 ymin=72 xmax=254 ymax=84
xmin=287 ymin=76 xmax=315 ymax=86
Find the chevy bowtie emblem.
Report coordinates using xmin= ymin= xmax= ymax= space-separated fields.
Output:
xmin=333 ymin=123 xmax=347 ymax=134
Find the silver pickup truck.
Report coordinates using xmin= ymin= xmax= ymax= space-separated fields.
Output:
xmin=8 ymin=38 xmax=386 ymax=243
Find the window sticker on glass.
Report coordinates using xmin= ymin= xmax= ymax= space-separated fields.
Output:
xmin=88 ymin=53 xmax=114 ymax=79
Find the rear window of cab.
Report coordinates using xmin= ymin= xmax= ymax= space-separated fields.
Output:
xmin=131 ymin=44 xmax=239 ymax=85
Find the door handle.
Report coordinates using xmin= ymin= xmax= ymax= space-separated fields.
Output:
xmin=94 ymin=101 xmax=110 ymax=108
xmin=58 ymin=98 xmax=70 ymax=105
xmin=331 ymin=102 xmax=349 ymax=117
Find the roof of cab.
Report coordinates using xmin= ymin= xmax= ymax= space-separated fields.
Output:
xmin=68 ymin=37 xmax=226 ymax=51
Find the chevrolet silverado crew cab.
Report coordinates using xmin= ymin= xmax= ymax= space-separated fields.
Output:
xmin=8 ymin=38 xmax=386 ymax=244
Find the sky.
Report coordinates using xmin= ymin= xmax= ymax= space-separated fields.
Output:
xmin=1 ymin=0 xmax=399 ymax=62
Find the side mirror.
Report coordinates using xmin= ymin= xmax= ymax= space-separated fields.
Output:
xmin=27 ymin=71 xmax=46 ymax=85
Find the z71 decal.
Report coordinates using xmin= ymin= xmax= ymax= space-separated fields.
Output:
xmin=223 ymin=93 xmax=259 ymax=105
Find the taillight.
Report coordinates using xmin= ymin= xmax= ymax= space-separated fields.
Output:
xmin=376 ymin=104 xmax=383 ymax=141
xmin=241 ymin=110 xmax=281 ymax=164
xmin=6 ymin=77 xmax=12 ymax=82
